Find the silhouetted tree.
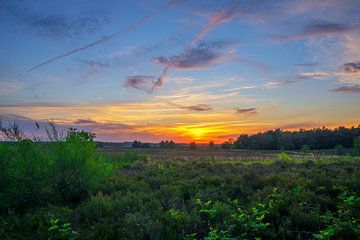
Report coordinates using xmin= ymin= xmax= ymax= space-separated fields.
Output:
xmin=189 ymin=142 xmax=197 ymax=150
xmin=221 ymin=138 xmax=235 ymax=149
xmin=132 ymin=140 xmax=150 ymax=148
xmin=234 ymin=125 xmax=360 ymax=150
xmin=159 ymin=140 xmax=175 ymax=149
xmin=208 ymin=140 xmax=215 ymax=149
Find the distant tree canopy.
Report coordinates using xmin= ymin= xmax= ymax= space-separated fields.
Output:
xmin=189 ymin=142 xmax=197 ymax=150
xmin=159 ymin=140 xmax=175 ymax=149
xmin=131 ymin=140 xmax=150 ymax=148
xmin=234 ymin=125 xmax=360 ymax=150
xmin=221 ymin=138 xmax=235 ymax=149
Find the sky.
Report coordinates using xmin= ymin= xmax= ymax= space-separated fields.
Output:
xmin=0 ymin=0 xmax=360 ymax=143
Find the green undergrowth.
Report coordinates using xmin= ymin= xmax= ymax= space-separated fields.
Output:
xmin=1 ymin=136 xmax=360 ymax=239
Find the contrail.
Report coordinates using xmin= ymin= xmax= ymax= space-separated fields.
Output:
xmin=28 ymin=0 xmax=184 ymax=72
xmin=152 ymin=8 xmax=237 ymax=89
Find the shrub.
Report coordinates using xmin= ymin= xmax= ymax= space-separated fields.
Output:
xmin=334 ymin=144 xmax=346 ymax=156
xmin=354 ymin=136 xmax=360 ymax=155
xmin=301 ymin=144 xmax=310 ymax=154
xmin=278 ymin=152 xmax=294 ymax=163
xmin=0 ymin=128 xmax=114 ymax=212
xmin=314 ymin=189 xmax=360 ymax=239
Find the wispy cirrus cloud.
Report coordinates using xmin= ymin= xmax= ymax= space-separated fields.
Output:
xmin=236 ymin=108 xmax=257 ymax=115
xmin=125 ymin=41 xmax=236 ymax=92
xmin=132 ymin=5 xmax=239 ymax=91
xmin=0 ymin=81 xmax=23 ymax=96
xmin=27 ymin=0 xmax=184 ymax=72
xmin=294 ymin=63 xmax=317 ymax=67
xmin=332 ymin=85 xmax=360 ymax=93
xmin=152 ymin=41 xmax=232 ymax=71
xmin=1 ymin=0 xmax=108 ymax=39
xmin=73 ymin=119 xmax=98 ymax=125
xmin=266 ymin=72 xmax=332 ymax=88
xmin=276 ymin=21 xmax=358 ymax=42
xmin=168 ymin=102 xmax=213 ymax=111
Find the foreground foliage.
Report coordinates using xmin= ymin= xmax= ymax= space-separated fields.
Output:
xmin=1 ymin=134 xmax=360 ymax=239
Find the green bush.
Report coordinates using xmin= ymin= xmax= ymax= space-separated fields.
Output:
xmin=0 ymin=129 xmax=114 ymax=212
xmin=354 ymin=136 xmax=360 ymax=155
xmin=301 ymin=144 xmax=310 ymax=154
xmin=334 ymin=144 xmax=346 ymax=156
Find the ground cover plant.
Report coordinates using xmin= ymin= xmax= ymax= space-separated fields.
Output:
xmin=1 ymin=128 xmax=360 ymax=239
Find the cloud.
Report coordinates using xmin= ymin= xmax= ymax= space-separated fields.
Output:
xmin=266 ymin=80 xmax=299 ymax=88
xmin=78 ymin=59 xmax=110 ymax=76
xmin=276 ymin=21 xmax=357 ymax=42
xmin=341 ymin=62 xmax=360 ymax=73
xmin=169 ymin=102 xmax=213 ymax=111
xmin=223 ymin=86 xmax=257 ymax=92
xmin=303 ymin=22 xmax=351 ymax=35
xmin=266 ymin=72 xmax=332 ymax=88
xmin=294 ymin=63 xmax=317 ymax=67
xmin=126 ymin=41 xmax=234 ymax=92
xmin=332 ymin=85 xmax=360 ymax=93
xmin=189 ymin=9 xmax=236 ymax=48
xmin=145 ymin=6 xmax=238 ymax=90
xmin=336 ymin=62 xmax=360 ymax=84
xmin=124 ymin=75 xmax=159 ymax=92
xmin=153 ymin=41 xmax=231 ymax=71
xmin=0 ymin=81 xmax=23 ymax=95
xmin=236 ymin=108 xmax=257 ymax=115
xmin=73 ymin=119 xmax=97 ymax=124
xmin=26 ymin=0 xmax=184 ymax=72
xmin=1 ymin=1 xmax=108 ymax=39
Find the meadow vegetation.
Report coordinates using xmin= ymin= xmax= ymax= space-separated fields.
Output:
xmin=1 ymin=126 xmax=360 ymax=239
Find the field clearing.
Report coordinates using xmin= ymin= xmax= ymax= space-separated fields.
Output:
xmin=100 ymin=147 xmax=349 ymax=162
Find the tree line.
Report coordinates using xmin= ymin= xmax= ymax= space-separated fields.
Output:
xmin=233 ymin=125 xmax=360 ymax=150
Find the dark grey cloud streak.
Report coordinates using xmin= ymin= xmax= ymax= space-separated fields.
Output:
xmin=153 ymin=41 xmax=228 ymax=71
xmin=332 ymin=85 xmax=360 ymax=93
xmin=26 ymin=0 xmax=185 ymax=72
xmin=0 ymin=0 xmax=108 ymax=39
xmin=168 ymin=102 xmax=213 ymax=111
xmin=236 ymin=108 xmax=257 ymax=114
xmin=341 ymin=62 xmax=360 ymax=73
xmin=276 ymin=21 xmax=357 ymax=42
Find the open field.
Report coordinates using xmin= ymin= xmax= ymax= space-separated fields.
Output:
xmin=1 ymin=134 xmax=360 ymax=240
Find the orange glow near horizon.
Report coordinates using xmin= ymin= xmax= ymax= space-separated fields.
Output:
xmin=0 ymin=102 xmax=359 ymax=143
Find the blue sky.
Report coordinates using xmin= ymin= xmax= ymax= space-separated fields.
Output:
xmin=0 ymin=0 xmax=359 ymax=142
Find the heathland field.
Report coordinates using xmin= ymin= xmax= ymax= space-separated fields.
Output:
xmin=1 ymin=131 xmax=360 ymax=239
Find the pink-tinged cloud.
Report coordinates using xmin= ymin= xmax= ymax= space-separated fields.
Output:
xmin=148 ymin=8 xmax=237 ymax=91
xmin=189 ymin=9 xmax=236 ymax=48
xmin=332 ymin=85 xmax=360 ymax=93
